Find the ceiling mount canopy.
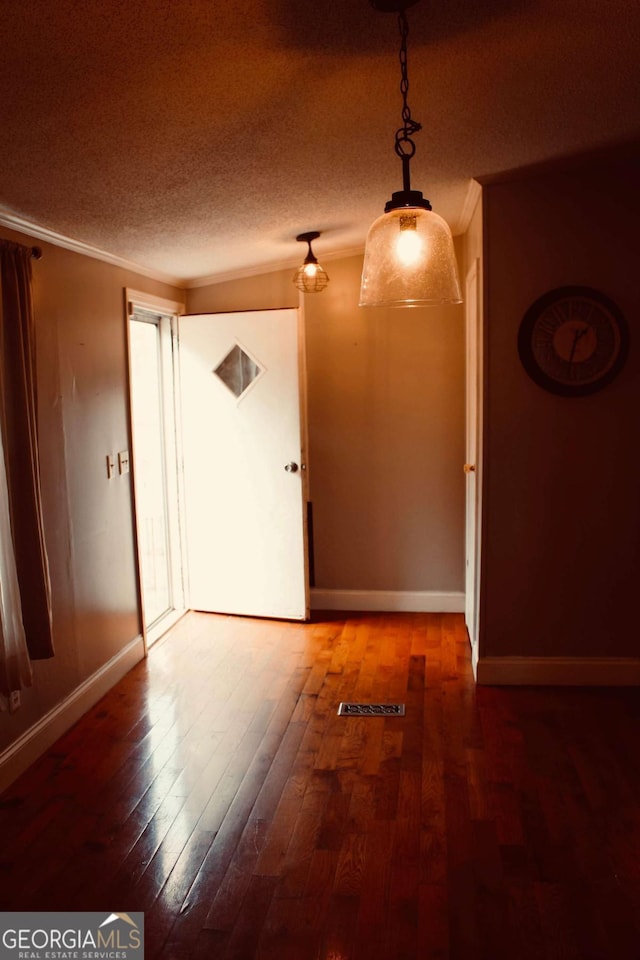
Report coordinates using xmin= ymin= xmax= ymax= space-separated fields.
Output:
xmin=360 ymin=0 xmax=462 ymax=307
xmin=369 ymin=0 xmax=419 ymax=11
xmin=293 ymin=232 xmax=330 ymax=293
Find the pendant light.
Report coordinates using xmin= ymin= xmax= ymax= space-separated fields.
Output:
xmin=360 ymin=0 xmax=462 ymax=307
xmin=293 ymin=231 xmax=330 ymax=293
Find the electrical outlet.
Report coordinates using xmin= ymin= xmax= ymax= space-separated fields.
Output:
xmin=118 ymin=450 xmax=130 ymax=475
xmin=106 ymin=454 xmax=116 ymax=479
xmin=9 ymin=690 xmax=21 ymax=712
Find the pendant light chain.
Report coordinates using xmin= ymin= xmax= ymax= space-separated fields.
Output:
xmin=359 ymin=0 xmax=463 ymax=307
xmin=395 ymin=9 xmax=422 ymax=161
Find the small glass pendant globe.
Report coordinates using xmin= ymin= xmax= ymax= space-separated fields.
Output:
xmin=359 ymin=206 xmax=462 ymax=307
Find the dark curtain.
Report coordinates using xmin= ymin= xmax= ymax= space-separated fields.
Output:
xmin=0 ymin=240 xmax=54 ymax=659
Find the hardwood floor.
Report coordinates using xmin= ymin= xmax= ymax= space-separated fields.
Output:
xmin=1 ymin=611 xmax=640 ymax=958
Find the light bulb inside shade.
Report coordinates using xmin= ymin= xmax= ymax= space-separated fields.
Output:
xmin=360 ymin=206 xmax=462 ymax=307
xmin=395 ymin=216 xmax=423 ymax=266
xmin=293 ymin=260 xmax=330 ymax=293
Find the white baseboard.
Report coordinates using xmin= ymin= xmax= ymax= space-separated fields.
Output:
xmin=0 ymin=635 xmax=145 ymax=793
xmin=476 ymin=656 xmax=640 ymax=686
xmin=471 ymin=641 xmax=480 ymax=681
xmin=310 ymin=589 xmax=465 ymax=613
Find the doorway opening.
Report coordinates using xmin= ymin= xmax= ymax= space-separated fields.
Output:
xmin=126 ymin=290 xmax=186 ymax=648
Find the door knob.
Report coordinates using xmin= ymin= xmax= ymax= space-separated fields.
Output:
xmin=284 ymin=462 xmax=299 ymax=473
xmin=463 ymin=463 xmax=476 ymax=473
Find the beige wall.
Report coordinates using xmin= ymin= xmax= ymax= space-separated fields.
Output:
xmin=481 ymin=152 xmax=640 ymax=658
xmin=0 ymin=224 xmax=183 ymax=754
xmin=187 ymin=268 xmax=297 ymax=314
xmin=187 ymin=251 xmax=466 ymax=594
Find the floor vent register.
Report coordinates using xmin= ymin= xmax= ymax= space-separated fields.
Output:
xmin=337 ymin=703 xmax=406 ymax=717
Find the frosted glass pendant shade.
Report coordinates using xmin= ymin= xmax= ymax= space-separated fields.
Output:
xmin=359 ymin=206 xmax=462 ymax=307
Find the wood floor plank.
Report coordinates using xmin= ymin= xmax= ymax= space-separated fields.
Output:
xmin=333 ymin=832 xmax=368 ymax=897
xmin=317 ymin=894 xmax=360 ymax=960
xmin=353 ymin=820 xmax=395 ymax=956
xmin=418 ymin=882 xmax=449 ymax=959
xmin=2 ymin=610 xmax=640 ymax=959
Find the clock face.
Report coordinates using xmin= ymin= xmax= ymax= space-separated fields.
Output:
xmin=518 ymin=286 xmax=629 ymax=396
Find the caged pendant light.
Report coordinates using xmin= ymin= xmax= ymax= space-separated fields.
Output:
xmin=360 ymin=0 xmax=462 ymax=307
xmin=293 ymin=231 xmax=330 ymax=293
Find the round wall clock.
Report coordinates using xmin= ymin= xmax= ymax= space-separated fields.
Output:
xmin=518 ymin=286 xmax=629 ymax=396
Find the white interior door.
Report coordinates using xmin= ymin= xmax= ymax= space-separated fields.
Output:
xmin=464 ymin=259 xmax=481 ymax=659
xmin=179 ymin=309 xmax=309 ymax=620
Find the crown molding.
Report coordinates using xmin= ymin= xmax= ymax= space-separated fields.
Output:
xmin=185 ymin=244 xmax=366 ymax=289
xmin=0 ymin=208 xmax=369 ymax=291
xmin=0 ymin=209 xmax=183 ymax=287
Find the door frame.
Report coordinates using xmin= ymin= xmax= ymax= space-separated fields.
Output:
xmin=464 ymin=259 xmax=482 ymax=675
xmin=125 ymin=288 xmax=187 ymax=654
xmin=297 ymin=298 xmax=311 ymax=611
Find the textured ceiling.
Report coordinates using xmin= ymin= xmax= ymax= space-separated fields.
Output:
xmin=0 ymin=0 xmax=638 ymax=284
